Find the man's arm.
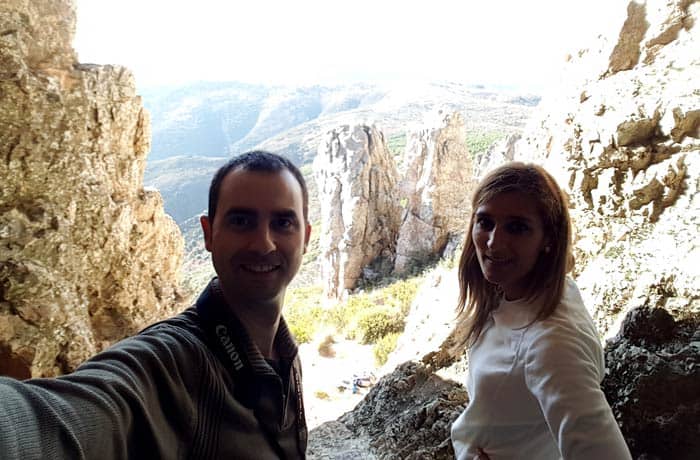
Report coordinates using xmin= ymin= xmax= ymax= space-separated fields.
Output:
xmin=0 ymin=328 xmax=202 ymax=460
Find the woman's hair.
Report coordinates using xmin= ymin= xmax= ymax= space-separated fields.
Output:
xmin=454 ymin=162 xmax=574 ymax=350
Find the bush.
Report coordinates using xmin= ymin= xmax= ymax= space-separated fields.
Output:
xmin=284 ymin=285 xmax=324 ymax=344
xmin=373 ymin=332 xmax=400 ymax=366
xmin=354 ymin=306 xmax=405 ymax=344
xmin=326 ymin=293 xmax=374 ymax=335
xmin=381 ymin=278 xmax=420 ymax=315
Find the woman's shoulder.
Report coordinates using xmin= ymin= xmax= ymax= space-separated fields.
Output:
xmin=526 ymin=278 xmax=601 ymax=353
xmin=535 ymin=278 xmax=596 ymax=332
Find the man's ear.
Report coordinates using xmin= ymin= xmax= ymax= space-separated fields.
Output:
xmin=200 ymin=215 xmax=213 ymax=252
xmin=303 ymin=222 xmax=312 ymax=253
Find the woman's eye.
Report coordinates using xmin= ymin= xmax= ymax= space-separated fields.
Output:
xmin=507 ymin=221 xmax=529 ymax=234
xmin=475 ymin=217 xmax=493 ymax=230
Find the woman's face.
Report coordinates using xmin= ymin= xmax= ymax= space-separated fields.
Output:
xmin=472 ymin=191 xmax=548 ymax=300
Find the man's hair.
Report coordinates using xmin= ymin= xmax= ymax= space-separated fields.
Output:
xmin=207 ymin=150 xmax=309 ymax=224
xmin=453 ymin=162 xmax=574 ymax=351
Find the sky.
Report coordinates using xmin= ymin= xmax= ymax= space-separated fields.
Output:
xmin=74 ymin=0 xmax=629 ymax=91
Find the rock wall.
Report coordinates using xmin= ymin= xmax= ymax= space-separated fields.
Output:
xmin=602 ymin=306 xmax=699 ymax=459
xmin=506 ymin=0 xmax=699 ymax=336
xmin=394 ymin=111 xmax=475 ymax=274
xmin=313 ymin=125 xmax=401 ymax=299
xmin=0 ymin=0 xmax=185 ymax=378
xmin=308 ymin=362 xmax=467 ymax=460
xmin=311 ymin=0 xmax=699 ymax=457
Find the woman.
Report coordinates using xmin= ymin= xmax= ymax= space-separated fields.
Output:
xmin=450 ymin=163 xmax=631 ymax=459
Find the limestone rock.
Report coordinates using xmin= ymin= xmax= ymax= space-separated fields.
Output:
xmin=602 ymin=306 xmax=700 ymax=459
xmin=508 ymin=0 xmax=699 ymax=337
xmin=314 ymin=124 xmax=401 ymax=299
xmin=308 ymin=362 xmax=468 ymax=459
xmin=394 ymin=111 xmax=475 ymax=273
xmin=474 ymin=133 xmax=521 ymax=179
xmin=0 ymin=0 xmax=185 ymax=378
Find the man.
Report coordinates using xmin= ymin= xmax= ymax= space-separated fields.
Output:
xmin=0 ymin=151 xmax=311 ymax=459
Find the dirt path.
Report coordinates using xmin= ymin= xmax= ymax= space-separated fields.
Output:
xmin=299 ymin=338 xmax=380 ymax=429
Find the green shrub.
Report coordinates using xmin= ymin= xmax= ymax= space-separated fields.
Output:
xmin=381 ymin=278 xmax=420 ymax=315
xmin=354 ymin=306 xmax=405 ymax=344
xmin=327 ymin=293 xmax=374 ymax=335
xmin=373 ymin=332 xmax=400 ymax=366
xmin=284 ymin=285 xmax=324 ymax=344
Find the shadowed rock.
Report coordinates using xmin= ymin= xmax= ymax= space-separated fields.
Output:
xmin=602 ymin=306 xmax=700 ymax=459
xmin=308 ymin=362 xmax=468 ymax=459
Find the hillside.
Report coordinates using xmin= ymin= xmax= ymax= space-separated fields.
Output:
xmin=142 ymin=80 xmax=538 ymax=295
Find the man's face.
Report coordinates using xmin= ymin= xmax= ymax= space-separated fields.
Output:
xmin=201 ymin=168 xmax=311 ymax=310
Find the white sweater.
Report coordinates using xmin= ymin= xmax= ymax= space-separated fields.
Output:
xmin=451 ymin=278 xmax=631 ymax=460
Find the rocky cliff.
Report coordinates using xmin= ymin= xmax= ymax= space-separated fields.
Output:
xmin=509 ymin=0 xmax=699 ymax=337
xmin=394 ymin=111 xmax=475 ymax=273
xmin=0 ymin=0 xmax=185 ymax=378
xmin=313 ymin=125 xmax=401 ymax=299
xmin=309 ymin=0 xmax=699 ymax=457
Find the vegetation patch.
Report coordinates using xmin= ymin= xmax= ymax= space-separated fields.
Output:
xmin=387 ymin=133 xmax=407 ymax=157
xmin=466 ymin=130 xmax=506 ymax=157
xmin=284 ymin=285 xmax=324 ymax=343
xmin=354 ymin=306 xmax=405 ymax=344
xmin=374 ymin=332 xmax=400 ymax=366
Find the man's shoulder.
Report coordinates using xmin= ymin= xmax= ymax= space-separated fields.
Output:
xmin=87 ymin=307 xmax=209 ymax=366
xmin=141 ymin=306 xmax=203 ymax=335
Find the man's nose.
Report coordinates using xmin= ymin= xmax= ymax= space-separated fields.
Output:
xmin=249 ymin=226 xmax=276 ymax=254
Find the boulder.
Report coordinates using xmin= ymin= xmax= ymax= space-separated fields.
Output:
xmin=0 ymin=0 xmax=185 ymax=378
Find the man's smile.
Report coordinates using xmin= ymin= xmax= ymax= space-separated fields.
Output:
xmin=241 ymin=264 xmax=281 ymax=273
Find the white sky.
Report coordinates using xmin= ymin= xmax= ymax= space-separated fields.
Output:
xmin=74 ymin=0 xmax=629 ymax=91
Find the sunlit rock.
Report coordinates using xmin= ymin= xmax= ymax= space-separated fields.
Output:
xmin=313 ymin=124 xmax=401 ymax=299
xmin=394 ymin=111 xmax=476 ymax=274
xmin=508 ymin=0 xmax=699 ymax=337
xmin=0 ymin=0 xmax=185 ymax=377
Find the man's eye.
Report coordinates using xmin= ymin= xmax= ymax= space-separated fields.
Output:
xmin=228 ymin=216 xmax=252 ymax=227
xmin=274 ymin=218 xmax=295 ymax=230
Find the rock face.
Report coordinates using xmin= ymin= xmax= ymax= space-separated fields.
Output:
xmin=506 ymin=0 xmax=699 ymax=336
xmin=0 ymin=0 xmax=185 ymax=378
xmin=474 ymin=133 xmax=520 ymax=179
xmin=394 ymin=112 xmax=475 ymax=274
xmin=314 ymin=125 xmax=401 ymax=298
xmin=308 ymin=362 xmax=468 ymax=460
xmin=311 ymin=1 xmax=699 ymax=457
xmin=602 ymin=306 xmax=700 ymax=459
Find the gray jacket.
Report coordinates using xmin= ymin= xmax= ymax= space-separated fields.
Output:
xmin=0 ymin=278 xmax=307 ymax=459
